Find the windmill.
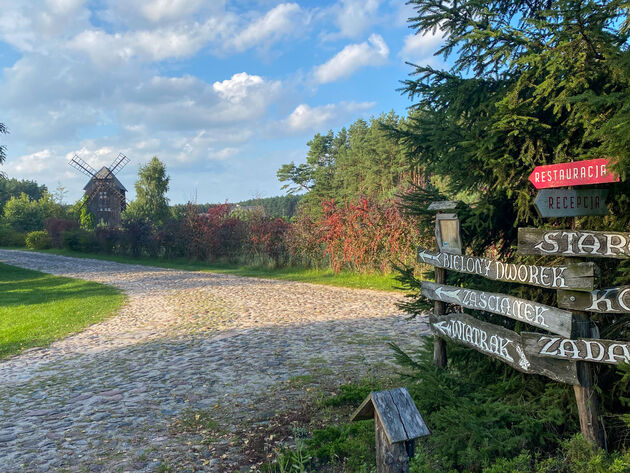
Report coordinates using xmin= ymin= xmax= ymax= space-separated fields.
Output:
xmin=69 ymin=153 xmax=130 ymax=227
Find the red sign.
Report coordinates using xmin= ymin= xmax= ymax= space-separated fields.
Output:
xmin=529 ymin=158 xmax=619 ymax=189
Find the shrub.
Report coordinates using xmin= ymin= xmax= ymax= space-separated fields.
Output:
xmin=121 ymin=217 xmax=156 ymax=257
xmin=156 ymin=218 xmax=186 ymax=258
xmin=94 ymin=227 xmax=123 ymax=254
xmin=45 ymin=218 xmax=79 ymax=248
xmin=0 ymin=226 xmax=25 ymax=247
xmin=319 ymin=197 xmax=420 ymax=273
xmin=286 ymin=213 xmax=325 ymax=268
xmin=25 ymin=230 xmax=51 ymax=250
xmin=61 ymin=229 xmax=98 ymax=253
xmin=249 ymin=216 xmax=291 ymax=266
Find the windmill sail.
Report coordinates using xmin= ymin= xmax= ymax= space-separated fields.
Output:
xmin=68 ymin=155 xmax=97 ymax=178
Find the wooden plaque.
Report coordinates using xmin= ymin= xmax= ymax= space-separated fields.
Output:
xmin=422 ymin=281 xmax=572 ymax=337
xmin=558 ymin=287 xmax=630 ymax=313
xmin=518 ymin=228 xmax=630 ymax=259
xmin=430 ymin=313 xmax=579 ymax=384
xmin=435 ymin=213 xmax=462 ymax=255
xmin=522 ymin=333 xmax=630 ymax=365
xmin=534 ymin=189 xmax=608 ymax=218
xmin=417 ymin=246 xmax=595 ymax=291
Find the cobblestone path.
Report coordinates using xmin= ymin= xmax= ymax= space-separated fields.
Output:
xmin=0 ymin=250 xmax=429 ymax=472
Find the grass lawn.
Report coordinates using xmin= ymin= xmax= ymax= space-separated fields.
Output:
xmin=31 ymin=248 xmax=403 ymax=291
xmin=0 ymin=262 xmax=125 ymax=359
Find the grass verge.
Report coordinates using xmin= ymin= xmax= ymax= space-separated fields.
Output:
xmin=0 ymin=262 xmax=125 ymax=359
xmin=24 ymin=248 xmax=402 ymax=291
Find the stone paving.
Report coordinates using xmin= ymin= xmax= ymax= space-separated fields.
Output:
xmin=0 ymin=250 xmax=429 ymax=472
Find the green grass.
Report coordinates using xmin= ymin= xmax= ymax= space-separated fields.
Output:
xmin=26 ymin=248 xmax=402 ymax=291
xmin=0 ymin=262 xmax=125 ymax=359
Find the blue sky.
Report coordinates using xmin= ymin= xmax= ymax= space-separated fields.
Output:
xmin=0 ymin=0 xmax=445 ymax=204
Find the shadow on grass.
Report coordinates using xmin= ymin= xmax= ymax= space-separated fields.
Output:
xmin=0 ymin=263 xmax=116 ymax=308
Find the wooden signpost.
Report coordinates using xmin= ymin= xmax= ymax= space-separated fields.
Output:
xmin=422 ymin=281 xmax=573 ymax=337
xmin=522 ymin=333 xmax=630 ymax=365
xmin=430 ymin=313 xmax=579 ymax=385
xmin=533 ymin=189 xmax=608 ymax=217
xmin=528 ymin=158 xmax=619 ymax=189
xmin=558 ymin=287 xmax=630 ymax=313
xmin=417 ymin=247 xmax=595 ymax=291
xmin=518 ymin=228 xmax=630 ymax=259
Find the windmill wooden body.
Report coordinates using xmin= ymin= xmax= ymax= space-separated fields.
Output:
xmin=69 ymin=153 xmax=129 ymax=227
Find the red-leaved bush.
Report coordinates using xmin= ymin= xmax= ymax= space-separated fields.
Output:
xmin=45 ymin=218 xmax=79 ymax=248
xmin=249 ymin=215 xmax=291 ymax=266
xmin=318 ymin=197 xmax=419 ymax=273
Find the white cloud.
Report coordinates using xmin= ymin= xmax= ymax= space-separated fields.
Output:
xmin=399 ymin=28 xmax=444 ymax=63
xmin=230 ymin=3 xmax=307 ymax=52
xmin=6 ymin=149 xmax=55 ymax=174
xmin=325 ymin=0 xmax=381 ymax=40
xmin=314 ymin=34 xmax=389 ymax=84
xmin=67 ymin=20 xmax=225 ymax=67
xmin=285 ymin=102 xmax=375 ymax=132
xmin=213 ymin=72 xmax=265 ymax=103
xmin=0 ymin=0 xmax=90 ymax=51
xmin=139 ymin=0 xmax=206 ymax=23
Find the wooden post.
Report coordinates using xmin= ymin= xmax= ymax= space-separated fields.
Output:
xmin=565 ymin=243 xmax=606 ymax=451
xmin=375 ymin=413 xmax=411 ymax=473
xmin=433 ymin=267 xmax=447 ymax=368
xmin=571 ymin=309 xmax=607 ymax=450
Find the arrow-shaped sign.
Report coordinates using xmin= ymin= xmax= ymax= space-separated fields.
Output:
xmin=435 ymin=286 xmax=461 ymax=303
xmin=417 ymin=248 xmax=439 ymax=263
xmin=529 ymin=158 xmax=619 ymax=189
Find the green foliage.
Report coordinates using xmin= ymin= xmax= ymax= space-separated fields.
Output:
xmin=0 ymin=227 xmax=25 ymax=247
xmin=79 ymin=203 xmax=95 ymax=230
xmin=125 ymin=156 xmax=170 ymax=224
xmin=278 ymin=113 xmax=414 ymax=218
xmin=395 ymin=0 xmax=630 ymax=457
xmin=323 ymin=381 xmax=384 ymax=408
xmin=3 ymin=192 xmax=62 ymax=233
xmin=25 ymin=230 xmax=51 ymax=250
xmin=398 ymin=0 xmax=630 ymax=255
xmin=473 ymin=435 xmax=630 ymax=473
xmin=61 ymin=229 xmax=98 ymax=253
xmin=307 ymin=421 xmax=375 ymax=468
xmin=392 ymin=339 xmax=578 ymax=472
xmin=0 ymin=177 xmax=47 ymax=213
xmin=236 ymin=195 xmax=302 ymax=219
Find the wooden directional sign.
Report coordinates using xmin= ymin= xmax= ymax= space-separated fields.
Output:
xmin=529 ymin=158 xmax=619 ymax=189
xmin=534 ymin=189 xmax=608 ymax=218
xmin=558 ymin=287 xmax=630 ymax=313
xmin=417 ymin=247 xmax=595 ymax=291
xmin=519 ymin=228 xmax=630 ymax=259
xmin=522 ymin=333 xmax=630 ymax=365
xmin=430 ymin=313 xmax=579 ymax=384
xmin=422 ymin=281 xmax=573 ymax=337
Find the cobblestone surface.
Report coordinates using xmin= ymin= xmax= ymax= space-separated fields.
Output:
xmin=0 ymin=250 xmax=429 ymax=472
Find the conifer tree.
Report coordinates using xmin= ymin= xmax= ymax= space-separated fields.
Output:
xmin=395 ymin=0 xmax=630 ymax=449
